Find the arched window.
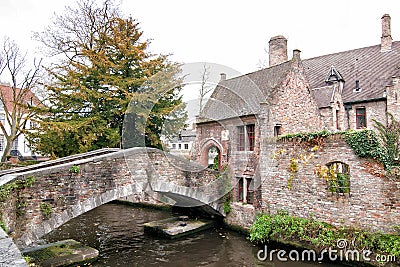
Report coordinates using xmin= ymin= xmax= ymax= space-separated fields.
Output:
xmin=326 ymin=162 xmax=350 ymax=195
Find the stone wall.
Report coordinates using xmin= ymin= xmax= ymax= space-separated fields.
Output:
xmin=258 ymin=135 xmax=400 ymax=233
xmin=0 ymin=228 xmax=27 ymax=267
xmin=223 ymin=202 xmax=255 ymax=231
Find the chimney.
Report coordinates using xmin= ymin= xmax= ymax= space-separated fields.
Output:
xmin=381 ymin=14 xmax=392 ymax=52
xmin=269 ymin=35 xmax=288 ymax=67
xmin=292 ymin=49 xmax=301 ymax=61
xmin=220 ymin=73 xmax=226 ymax=81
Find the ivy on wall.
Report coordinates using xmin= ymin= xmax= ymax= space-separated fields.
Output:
xmin=278 ymin=128 xmax=398 ymax=171
xmin=345 ymin=130 xmax=391 ymax=169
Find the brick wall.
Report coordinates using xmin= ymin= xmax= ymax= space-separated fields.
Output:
xmin=347 ymin=100 xmax=387 ymax=130
xmin=386 ymin=76 xmax=400 ymax=122
xmin=268 ymin=58 xmax=323 ymax=135
xmin=259 ymin=135 xmax=400 ymax=233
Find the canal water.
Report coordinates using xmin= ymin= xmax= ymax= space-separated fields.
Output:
xmin=44 ymin=203 xmax=344 ymax=267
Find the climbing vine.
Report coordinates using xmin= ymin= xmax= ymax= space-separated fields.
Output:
xmin=345 ymin=130 xmax=390 ymax=169
xmin=273 ymin=142 xmax=319 ymax=190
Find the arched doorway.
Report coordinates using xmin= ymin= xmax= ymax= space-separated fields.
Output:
xmin=199 ymin=140 xmax=223 ymax=170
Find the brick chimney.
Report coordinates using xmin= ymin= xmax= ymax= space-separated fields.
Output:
xmin=269 ymin=35 xmax=288 ymax=67
xmin=381 ymin=14 xmax=392 ymax=52
xmin=220 ymin=73 xmax=226 ymax=81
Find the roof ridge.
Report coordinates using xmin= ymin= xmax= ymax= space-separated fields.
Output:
xmin=219 ymin=60 xmax=292 ymax=84
xmin=303 ymin=41 xmax=400 ymax=62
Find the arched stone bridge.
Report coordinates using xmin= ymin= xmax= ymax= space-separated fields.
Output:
xmin=0 ymin=148 xmax=230 ymax=249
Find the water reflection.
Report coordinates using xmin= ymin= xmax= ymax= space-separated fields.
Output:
xmin=44 ymin=203 xmax=343 ymax=267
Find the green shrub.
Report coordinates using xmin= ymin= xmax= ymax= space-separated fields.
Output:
xmin=69 ymin=165 xmax=81 ymax=174
xmin=249 ymin=211 xmax=400 ymax=257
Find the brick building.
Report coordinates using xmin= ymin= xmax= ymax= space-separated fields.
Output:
xmin=193 ymin=13 xmax=400 ymax=225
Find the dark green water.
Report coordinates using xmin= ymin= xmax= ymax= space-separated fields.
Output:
xmin=44 ymin=203 xmax=345 ymax=267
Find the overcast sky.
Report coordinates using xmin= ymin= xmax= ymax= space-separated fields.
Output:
xmin=1 ymin=0 xmax=400 ymax=100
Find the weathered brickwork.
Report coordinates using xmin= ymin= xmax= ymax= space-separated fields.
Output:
xmin=0 ymin=148 xmax=223 ymax=248
xmin=347 ymin=100 xmax=387 ymax=131
xmin=268 ymin=57 xmax=323 ymax=135
xmin=224 ymin=202 xmax=255 ymax=231
xmin=194 ymin=116 xmax=260 ymax=177
xmin=386 ymin=76 xmax=400 ymax=122
xmin=259 ymin=136 xmax=400 ymax=233
xmin=193 ymin=15 xmax=400 ymax=235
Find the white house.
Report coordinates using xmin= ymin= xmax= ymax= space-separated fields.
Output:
xmin=0 ymin=84 xmax=40 ymax=160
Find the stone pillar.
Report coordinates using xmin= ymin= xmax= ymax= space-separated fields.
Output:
xmin=381 ymin=14 xmax=392 ymax=52
xmin=269 ymin=35 xmax=288 ymax=67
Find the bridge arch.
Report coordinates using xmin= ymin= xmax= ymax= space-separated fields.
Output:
xmin=0 ymin=148 xmax=226 ymax=249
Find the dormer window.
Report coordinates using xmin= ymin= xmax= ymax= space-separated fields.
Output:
xmin=325 ymin=66 xmax=344 ymax=84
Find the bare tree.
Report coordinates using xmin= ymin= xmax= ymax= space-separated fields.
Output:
xmin=0 ymin=38 xmax=41 ymax=162
xmin=257 ymin=47 xmax=269 ymax=69
xmin=198 ymin=63 xmax=213 ymax=114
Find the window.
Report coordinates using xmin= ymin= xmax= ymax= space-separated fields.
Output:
xmin=237 ymin=178 xmax=244 ymax=201
xmin=326 ymin=162 xmax=350 ymax=195
xmin=178 ymin=144 xmax=181 ymax=149
xmin=356 ymin=107 xmax=366 ymax=129
xmin=12 ymin=137 xmax=18 ymax=150
xmin=237 ymin=124 xmax=255 ymax=151
xmin=246 ymin=178 xmax=254 ymax=204
xmin=24 ymin=140 xmax=29 ymax=153
xmin=336 ymin=110 xmax=340 ymax=130
xmin=29 ymin=120 xmax=37 ymax=129
xmin=172 ymin=144 xmax=176 ymax=149
xmin=274 ymin=124 xmax=282 ymax=137
xmin=237 ymin=177 xmax=254 ymax=203
xmin=184 ymin=143 xmax=189 ymax=150
xmin=247 ymin=124 xmax=255 ymax=151
xmin=238 ymin=126 xmax=245 ymax=151
xmin=0 ymin=135 xmax=4 ymax=151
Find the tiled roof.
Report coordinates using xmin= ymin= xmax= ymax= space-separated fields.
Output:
xmin=0 ymin=84 xmax=41 ymax=112
xmin=303 ymin=41 xmax=400 ymax=103
xmin=200 ymin=41 xmax=400 ymax=122
xmin=200 ymin=61 xmax=291 ymax=121
xmin=310 ymin=86 xmax=334 ymax=108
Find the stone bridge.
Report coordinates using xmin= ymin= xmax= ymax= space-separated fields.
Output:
xmin=0 ymin=147 xmax=230 ymax=250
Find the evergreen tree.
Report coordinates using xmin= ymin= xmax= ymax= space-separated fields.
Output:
xmin=29 ymin=0 xmax=186 ymax=157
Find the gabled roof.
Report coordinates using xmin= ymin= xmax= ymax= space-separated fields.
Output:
xmin=325 ymin=66 xmax=344 ymax=84
xmin=0 ymin=84 xmax=41 ymax=112
xmin=200 ymin=61 xmax=292 ymax=121
xmin=303 ymin=42 xmax=400 ymax=103
xmin=310 ymin=86 xmax=335 ymax=108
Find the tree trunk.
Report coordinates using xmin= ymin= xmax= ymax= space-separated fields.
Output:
xmin=1 ymin=137 xmax=13 ymax=162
